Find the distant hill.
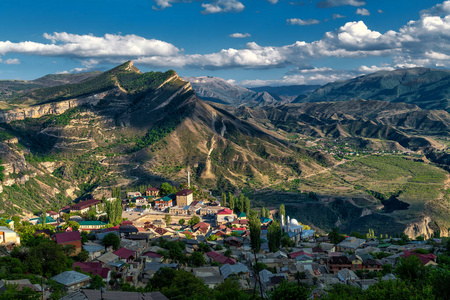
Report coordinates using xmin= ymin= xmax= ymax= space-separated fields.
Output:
xmin=295 ymin=68 xmax=450 ymax=111
xmin=184 ymin=76 xmax=284 ymax=107
xmin=249 ymin=84 xmax=320 ymax=102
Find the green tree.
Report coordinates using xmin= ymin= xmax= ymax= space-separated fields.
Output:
xmin=270 ymin=280 xmax=310 ymax=300
xmin=61 ymin=220 xmax=80 ymax=231
xmin=188 ymin=215 xmax=200 ymax=226
xmin=160 ymin=183 xmax=176 ymax=196
xmin=221 ymin=192 xmax=227 ymax=206
xmin=101 ymin=233 xmax=120 ymax=250
xmin=279 ymin=204 xmax=285 ymax=224
xmin=105 ymin=199 xmax=122 ymax=225
xmin=164 ymin=214 xmax=172 ymax=226
xmin=244 ymin=197 xmax=251 ymax=215
xmin=329 ymin=227 xmax=345 ymax=245
xmin=395 ymin=256 xmax=428 ymax=283
xmin=0 ymin=284 xmax=40 ymax=300
xmin=228 ymin=193 xmax=235 ymax=211
xmin=189 ymin=251 xmax=205 ymax=267
xmin=267 ymin=221 xmax=282 ymax=252
xmin=178 ymin=219 xmax=185 ymax=226
xmin=248 ymin=210 xmax=263 ymax=298
xmin=212 ymin=278 xmax=252 ymax=300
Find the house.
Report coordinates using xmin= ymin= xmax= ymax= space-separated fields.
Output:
xmin=0 ymin=279 xmax=42 ymax=294
xmin=82 ymin=243 xmax=105 ymax=260
xmin=127 ymin=192 xmax=142 ymax=198
xmin=237 ymin=212 xmax=247 ymax=220
xmin=78 ymin=221 xmax=107 ymax=231
xmin=28 ymin=216 xmax=58 ymax=225
xmin=338 ymin=268 xmax=359 ymax=284
xmin=0 ymin=226 xmax=20 ymax=246
xmin=401 ymin=250 xmax=437 ymax=266
xmin=154 ymin=195 xmax=175 ymax=211
xmin=50 ymin=271 xmax=91 ymax=291
xmin=260 ymin=217 xmax=272 ymax=225
xmin=206 ymin=251 xmax=236 ymax=265
xmin=216 ymin=208 xmax=235 ymax=224
xmin=70 ymin=199 xmax=102 ymax=214
xmin=146 ymin=188 xmax=160 ymax=197
xmin=46 ymin=210 xmax=59 ymax=220
xmin=114 ymin=247 xmax=136 ymax=262
xmin=61 ymin=290 xmax=168 ymax=300
xmin=192 ymin=267 xmax=224 ymax=288
xmin=289 ymin=250 xmax=313 ymax=263
xmin=133 ymin=197 xmax=147 ymax=207
xmin=193 ymin=222 xmax=211 ymax=234
xmin=327 ymin=256 xmax=352 ymax=274
xmin=224 ymin=236 xmax=243 ymax=248
xmin=53 ymin=231 xmax=82 ymax=254
xmin=200 ymin=206 xmax=223 ymax=216
xmin=336 ymin=237 xmax=366 ymax=252
xmin=362 ymin=259 xmax=383 ymax=271
xmin=94 ymin=252 xmax=120 ymax=266
xmin=349 ymin=254 xmax=363 ymax=270
xmin=220 ymin=262 xmax=249 ymax=279
xmin=73 ymin=262 xmax=111 ymax=282
xmin=176 ymin=189 xmax=193 ymax=206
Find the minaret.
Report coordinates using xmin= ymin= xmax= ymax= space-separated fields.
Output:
xmin=187 ymin=171 xmax=190 ymax=188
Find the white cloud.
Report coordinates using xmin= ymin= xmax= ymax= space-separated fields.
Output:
xmin=287 ymin=18 xmax=320 ymax=25
xmin=0 ymin=33 xmax=180 ymax=58
xmin=266 ymin=0 xmax=278 ymax=3
xmin=3 ymin=58 xmax=20 ymax=64
xmin=317 ymin=0 xmax=365 ymax=8
xmin=377 ymin=9 xmax=383 ymax=14
xmin=332 ymin=13 xmax=346 ymax=19
xmin=201 ymin=0 xmax=244 ymax=14
xmin=357 ymin=65 xmax=394 ymax=73
xmin=356 ymin=8 xmax=370 ymax=16
xmin=229 ymin=33 xmax=251 ymax=38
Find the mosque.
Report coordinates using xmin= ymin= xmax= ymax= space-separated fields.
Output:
xmin=281 ymin=215 xmax=315 ymax=245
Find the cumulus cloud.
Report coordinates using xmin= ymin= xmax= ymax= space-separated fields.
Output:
xmin=266 ymin=0 xmax=278 ymax=3
xmin=229 ymin=33 xmax=251 ymax=38
xmin=2 ymin=58 xmax=20 ymax=64
xmin=201 ymin=0 xmax=244 ymax=14
xmin=332 ymin=13 xmax=346 ymax=19
xmin=0 ymin=33 xmax=180 ymax=58
xmin=287 ymin=18 xmax=320 ymax=25
xmin=317 ymin=0 xmax=365 ymax=8
xmin=356 ymin=8 xmax=370 ymax=16
xmin=357 ymin=65 xmax=395 ymax=73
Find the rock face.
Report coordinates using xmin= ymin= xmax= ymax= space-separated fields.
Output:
xmin=0 ymin=92 xmax=106 ymax=123
xmin=403 ymin=217 xmax=435 ymax=239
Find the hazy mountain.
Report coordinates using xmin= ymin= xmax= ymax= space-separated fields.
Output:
xmin=183 ymin=76 xmax=284 ymax=107
xmin=295 ymin=67 xmax=450 ymax=111
xmin=249 ymin=84 xmax=320 ymax=102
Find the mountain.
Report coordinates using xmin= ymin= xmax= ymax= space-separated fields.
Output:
xmin=183 ymin=76 xmax=283 ymax=107
xmin=295 ymin=67 xmax=450 ymax=111
xmin=0 ymin=62 xmax=331 ymax=215
xmin=249 ymin=84 xmax=320 ymax=102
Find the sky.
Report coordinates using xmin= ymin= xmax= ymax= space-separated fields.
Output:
xmin=1 ymin=0 xmax=450 ymax=86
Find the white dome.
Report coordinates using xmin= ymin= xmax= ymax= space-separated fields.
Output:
xmin=290 ymin=219 xmax=299 ymax=226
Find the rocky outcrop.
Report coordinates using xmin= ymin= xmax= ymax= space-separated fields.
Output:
xmin=403 ymin=216 xmax=435 ymax=239
xmin=0 ymin=92 xmax=107 ymax=123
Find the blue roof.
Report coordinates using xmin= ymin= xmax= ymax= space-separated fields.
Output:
xmin=237 ymin=212 xmax=247 ymax=218
xmin=51 ymin=271 xmax=90 ymax=286
xmin=260 ymin=217 xmax=272 ymax=223
xmin=183 ymin=206 xmax=190 ymax=210
xmin=301 ymin=230 xmax=315 ymax=238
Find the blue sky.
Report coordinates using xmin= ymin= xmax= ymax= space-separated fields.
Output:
xmin=0 ymin=0 xmax=449 ymax=86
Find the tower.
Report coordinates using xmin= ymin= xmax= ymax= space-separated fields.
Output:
xmin=187 ymin=171 xmax=191 ymax=188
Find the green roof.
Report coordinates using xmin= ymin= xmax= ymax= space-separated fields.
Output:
xmin=30 ymin=216 xmax=57 ymax=224
xmin=78 ymin=221 xmax=107 ymax=226
xmin=378 ymin=243 xmax=392 ymax=248
xmin=237 ymin=212 xmax=247 ymax=218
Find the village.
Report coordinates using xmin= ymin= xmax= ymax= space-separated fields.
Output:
xmin=0 ymin=182 xmax=447 ymax=300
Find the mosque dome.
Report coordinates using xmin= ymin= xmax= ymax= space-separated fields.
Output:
xmin=289 ymin=218 xmax=299 ymax=226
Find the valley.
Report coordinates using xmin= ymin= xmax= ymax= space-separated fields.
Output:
xmin=0 ymin=62 xmax=449 ymax=239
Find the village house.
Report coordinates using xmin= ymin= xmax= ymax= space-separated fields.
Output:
xmin=335 ymin=237 xmax=366 ymax=252
xmin=176 ymin=189 xmax=194 ymax=206
xmin=199 ymin=206 xmax=223 ymax=216
xmin=216 ymin=208 xmax=235 ymax=224
xmin=50 ymin=271 xmax=91 ymax=291
xmin=154 ymin=194 xmax=175 ymax=211
xmin=338 ymin=268 xmax=359 ymax=284
xmin=70 ymin=199 xmax=102 ymax=214
xmin=78 ymin=221 xmax=107 ymax=231
xmin=0 ymin=226 xmax=20 ymax=246
xmin=145 ymin=188 xmax=160 ymax=197
xmin=401 ymin=250 xmax=438 ymax=266
xmin=114 ymin=247 xmax=137 ymax=262
xmin=327 ymin=256 xmax=352 ymax=274
xmin=73 ymin=262 xmax=111 ymax=282
xmin=53 ymin=231 xmax=82 ymax=254
xmin=127 ymin=192 xmax=142 ymax=198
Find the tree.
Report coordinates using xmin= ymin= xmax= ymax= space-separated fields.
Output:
xmin=188 ymin=215 xmax=200 ymax=226
xmin=105 ymin=199 xmax=122 ymax=225
xmin=160 ymin=183 xmax=176 ymax=196
xmin=212 ymin=278 xmax=252 ymax=300
xmin=61 ymin=220 xmax=80 ymax=231
xmin=267 ymin=221 xmax=282 ymax=252
xmin=329 ymin=227 xmax=345 ymax=245
xmin=178 ymin=219 xmax=185 ymax=226
xmin=248 ymin=210 xmax=263 ymax=299
xmin=189 ymin=251 xmax=205 ymax=267
xmin=89 ymin=275 xmax=105 ymax=290
xmin=395 ymin=256 xmax=428 ymax=283
xmin=228 ymin=193 xmax=235 ymax=211
xmin=0 ymin=284 xmax=40 ymax=300
xmin=221 ymin=192 xmax=227 ymax=206
xmin=279 ymin=204 xmax=286 ymax=224
xmin=244 ymin=197 xmax=251 ymax=215
xmin=102 ymin=233 xmax=120 ymax=250
xmin=269 ymin=280 xmax=309 ymax=300
xmin=164 ymin=214 xmax=172 ymax=226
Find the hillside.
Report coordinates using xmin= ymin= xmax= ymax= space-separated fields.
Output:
xmin=0 ymin=62 xmax=331 ymax=216
xmin=295 ymin=68 xmax=450 ymax=111
xmin=249 ymin=84 xmax=320 ymax=102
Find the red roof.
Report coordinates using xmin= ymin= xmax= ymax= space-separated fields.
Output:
xmin=193 ymin=222 xmax=210 ymax=229
xmin=289 ymin=250 xmax=313 ymax=259
xmin=176 ymin=189 xmax=193 ymax=196
xmin=54 ymin=231 xmax=81 ymax=244
xmin=215 ymin=231 xmax=226 ymax=236
xmin=231 ymin=227 xmax=246 ymax=231
xmin=73 ymin=262 xmax=110 ymax=279
xmin=114 ymin=247 xmax=136 ymax=259
xmin=142 ymin=251 xmax=163 ymax=258
xmin=206 ymin=251 xmax=236 ymax=265
xmin=121 ymin=221 xmax=133 ymax=226
xmin=402 ymin=250 xmax=437 ymax=265
xmin=146 ymin=188 xmax=160 ymax=192
xmin=71 ymin=199 xmax=101 ymax=211
xmin=102 ymin=225 xmax=120 ymax=232
xmin=154 ymin=228 xmax=168 ymax=235
xmin=217 ymin=208 xmax=233 ymax=215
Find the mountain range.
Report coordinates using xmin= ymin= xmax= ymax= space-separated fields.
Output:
xmin=0 ymin=62 xmax=449 ymax=238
